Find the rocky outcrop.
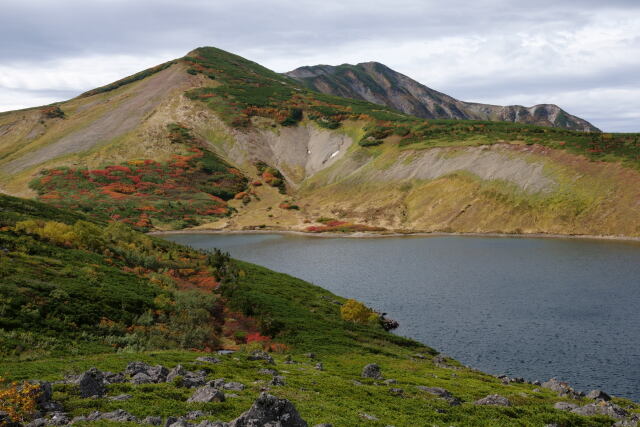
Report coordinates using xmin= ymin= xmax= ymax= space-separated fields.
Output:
xmin=229 ymin=392 xmax=308 ymax=427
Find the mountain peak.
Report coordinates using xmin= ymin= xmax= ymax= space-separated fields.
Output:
xmin=285 ymin=62 xmax=599 ymax=132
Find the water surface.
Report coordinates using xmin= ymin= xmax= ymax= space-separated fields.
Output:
xmin=164 ymin=233 xmax=640 ymax=400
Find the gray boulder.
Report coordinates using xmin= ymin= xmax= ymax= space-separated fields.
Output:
xmin=586 ymin=389 xmax=611 ymax=401
xmin=26 ymin=418 xmax=47 ymax=427
xmin=167 ymin=365 xmax=207 ymax=388
xmin=571 ymin=402 xmax=628 ymax=419
xmin=31 ymin=381 xmax=62 ymax=413
xmin=270 ymin=376 xmax=286 ymax=386
xmin=132 ymin=372 xmax=154 ymax=385
xmin=416 ymin=386 xmax=461 ymax=406
xmin=103 ymin=371 xmax=125 ymax=384
xmin=147 ymin=365 xmax=169 ymax=383
xmin=416 ymin=386 xmax=450 ymax=397
xmin=361 ymin=364 xmax=382 ymax=379
xmin=554 ymin=402 xmax=579 ymax=411
xmin=167 ymin=365 xmax=187 ymax=383
xmin=247 ymin=351 xmax=275 ymax=365
xmin=542 ymin=378 xmax=581 ymax=398
xmin=228 ymin=392 xmax=308 ymax=427
xmin=144 ymin=416 xmax=163 ymax=425
xmin=223 ymin=382 xmax=245 ymax=391
xmin=474 ymin=394 xmax=511 ymax=406
xmin=75 ymin=368 xmax=106 ymax=398
xmin=258 ymin=368 xmax=279 ymax=376
xmin=185 ymin=411 xmax=207 ymax=420
xmin=187 ymin=385 xmax=226 ymax=403
xmin=209 ymin=378 xmax=226 ymax=389
xmin=315 ymin=363 xmax=323 ymax=371
xmin=101 ymin=409 xmax=139 ymax=422
xmin=182 ymin=372 xmax=208 ymax=389
xmin=47 ymin=412 xmax=70 ymax=425
xmin=126 ymin=361 xmax=152 ymax=376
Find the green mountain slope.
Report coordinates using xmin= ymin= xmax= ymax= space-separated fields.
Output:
xmin=1 ymin=47 xmax=640 ymax=237
xmin=285 ymin=61 xmax=600 ymax=132
xmin=2 ymin=194 xmax=638 ymax=426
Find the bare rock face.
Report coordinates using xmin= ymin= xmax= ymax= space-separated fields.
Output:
xmin=228 ymin=392 xmax=308 ymax=427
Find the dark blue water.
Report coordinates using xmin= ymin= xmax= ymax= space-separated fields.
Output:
xmin=163 ymin=233 xmax=640 ymax=400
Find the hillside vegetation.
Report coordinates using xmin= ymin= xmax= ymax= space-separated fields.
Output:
xmin=1 ymin=47 xmax=640 ymax=237
xmin=1 ymin=194 xmax=639 ymax=426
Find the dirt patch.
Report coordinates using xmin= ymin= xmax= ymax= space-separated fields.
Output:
xmin=2 ymin=64 xmax=191 ymax=174
xmin=377 ymin=144 xmax=556 ymax=193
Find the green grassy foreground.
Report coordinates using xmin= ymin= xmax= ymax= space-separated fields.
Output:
xmin=1 ymin=194 xmax=638 ymax=426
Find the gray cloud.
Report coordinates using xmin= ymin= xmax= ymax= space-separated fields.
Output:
xmin=1 ymin=0 xmax=639 ymax=131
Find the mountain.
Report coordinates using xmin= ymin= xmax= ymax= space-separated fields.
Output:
xmin=285 ymin=62 xmax=600 ymax=132
xmin=4 ymin=193 xmax=636 ymax=425
xmin=1 ymin=46 xmax=640 ymax=238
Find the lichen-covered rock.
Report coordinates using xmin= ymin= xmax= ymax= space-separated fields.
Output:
xmin=187 ymin=386 xmax=226 ymax=403
xmin=361 ymin=364 xmax=382 ymax=379
xmin=228 ymin=392 xmax=308 ymax=427
xmin=474 ymin=394 xmax=511 ymax=406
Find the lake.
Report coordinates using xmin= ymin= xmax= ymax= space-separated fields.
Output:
xmin=163 ymin=232 xmax=640 ymax=400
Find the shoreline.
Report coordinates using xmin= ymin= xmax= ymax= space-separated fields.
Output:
xmin=149 ymin=228 xmax=640 ymax=244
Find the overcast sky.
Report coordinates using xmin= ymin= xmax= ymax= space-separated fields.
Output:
xmin=1 ymin=0 xmax=639 ymax=132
